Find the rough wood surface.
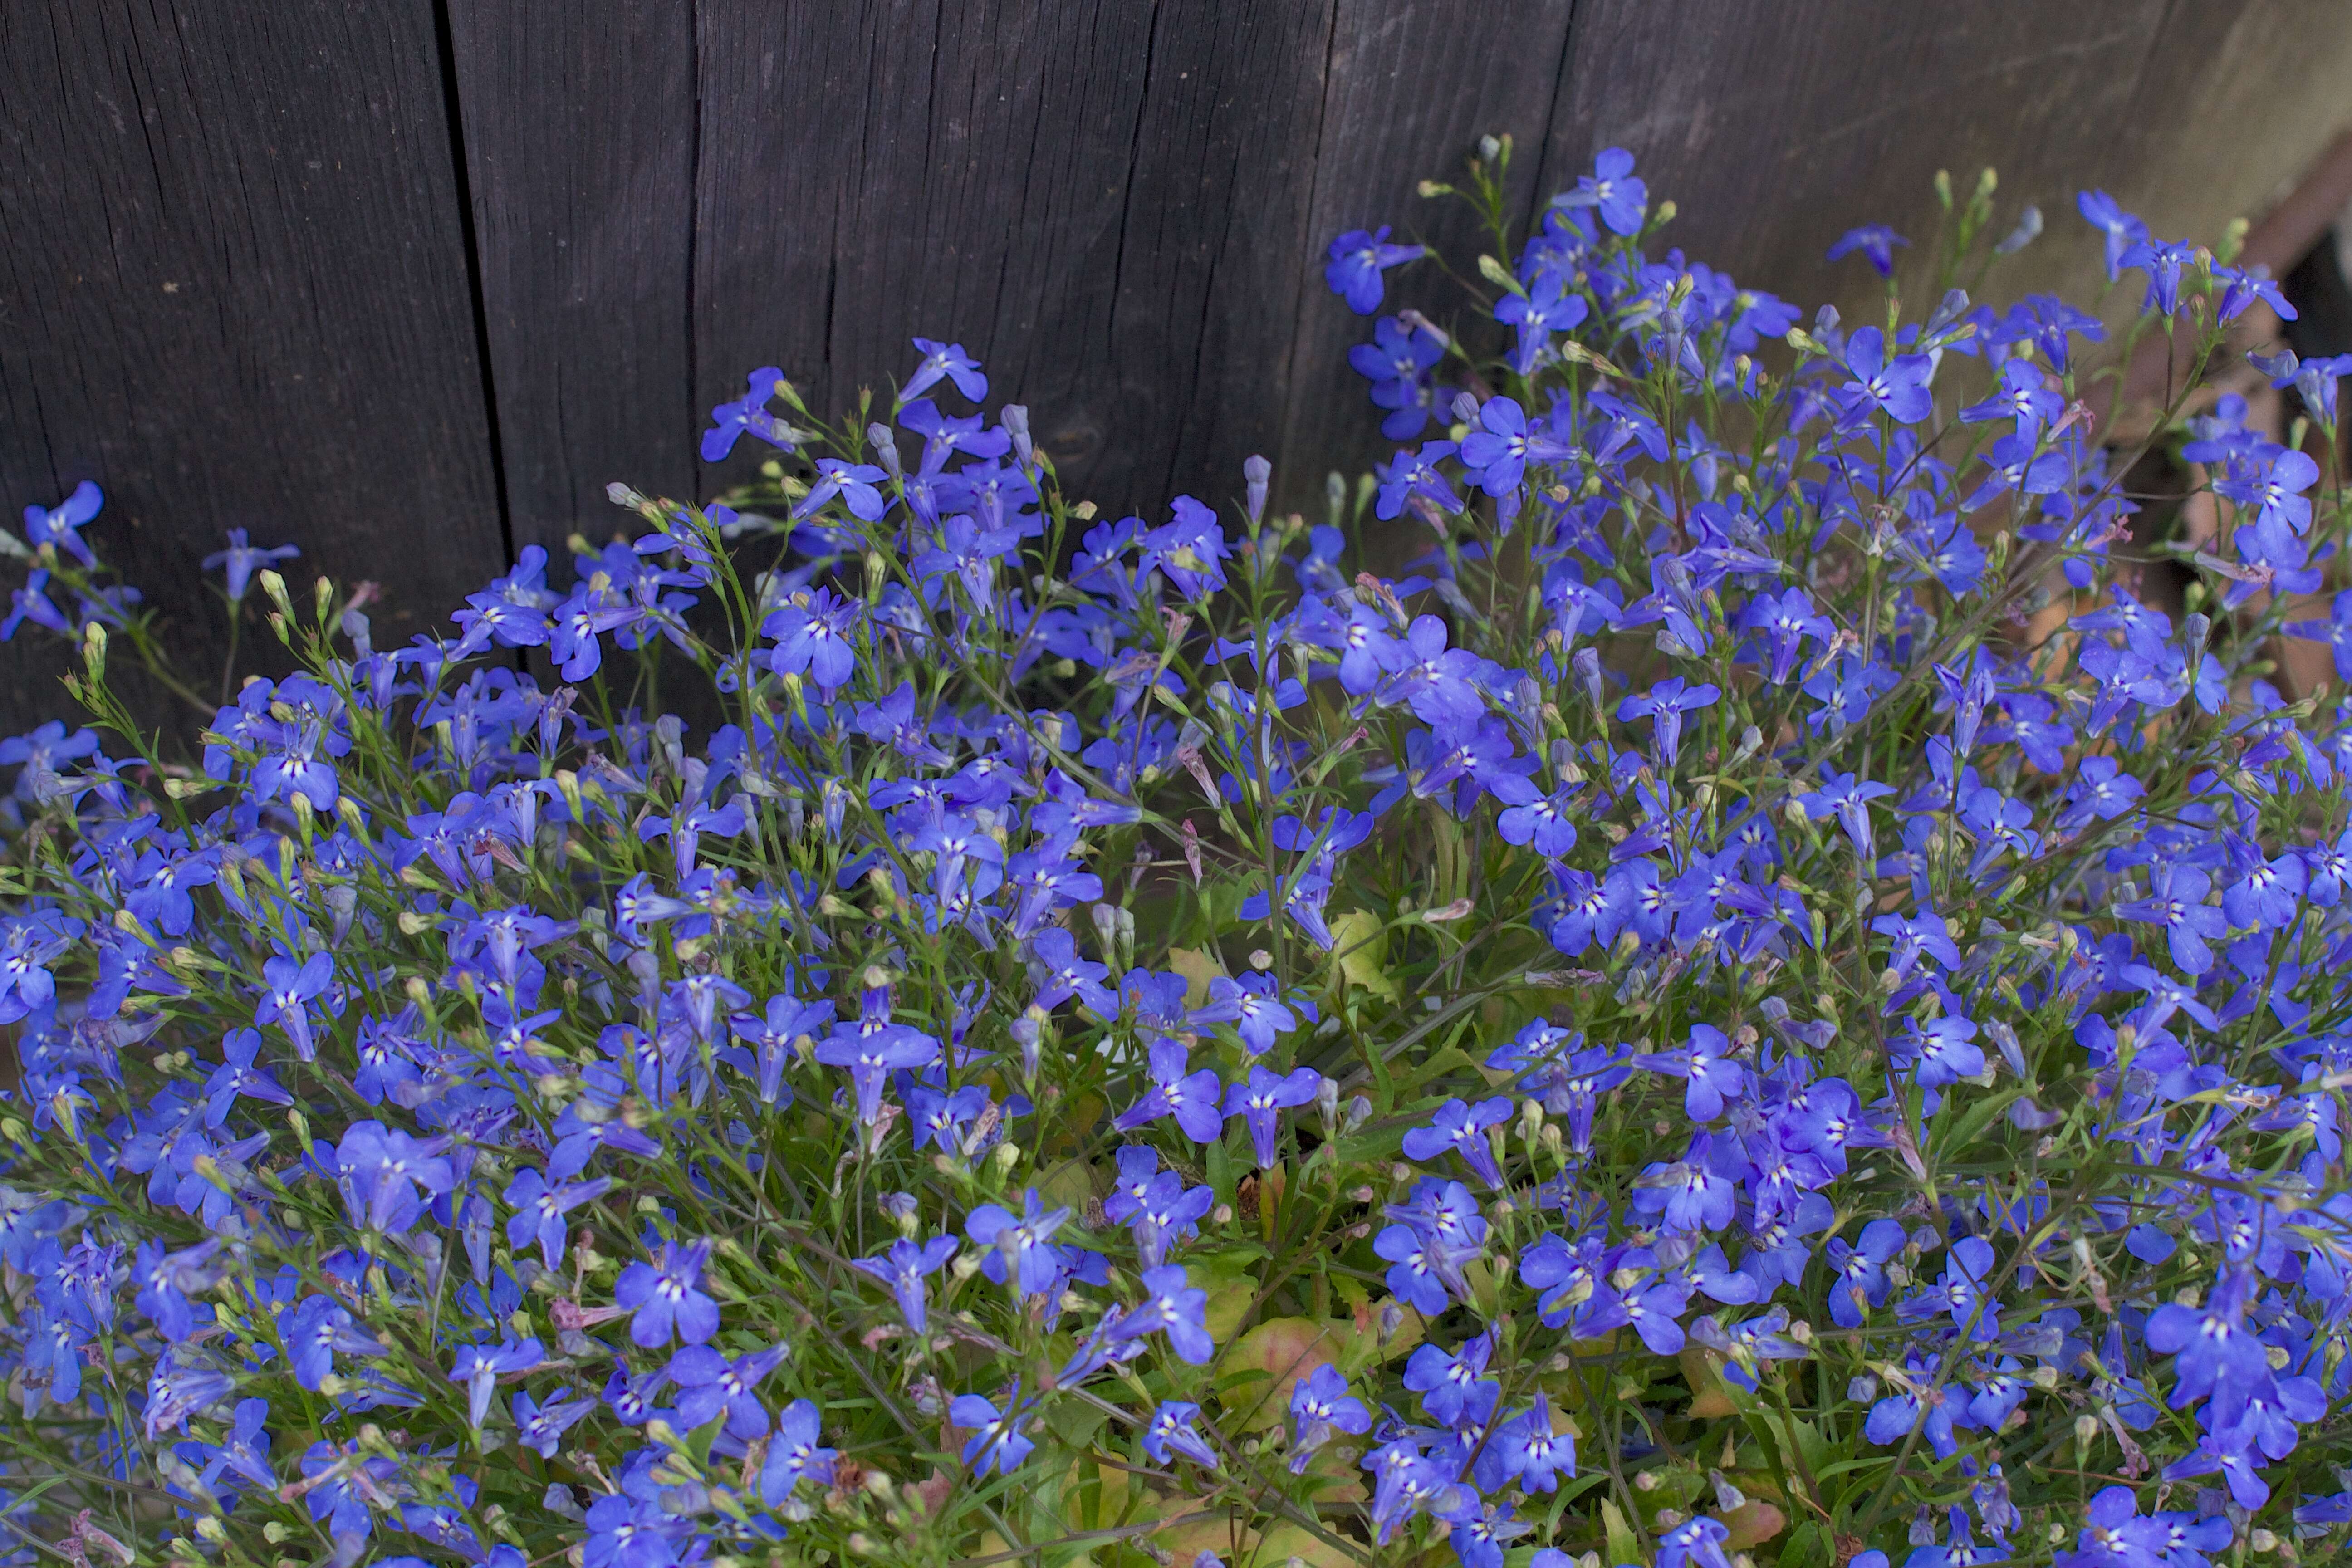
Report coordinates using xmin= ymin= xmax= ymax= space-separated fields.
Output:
xmin=7 ymin=0 xmax=2352 ymax=743
xmin=1273 ymin=0 xmax=1577 ymax=519
xmin=689 ymin=0 xmax=1336 ymax=519
xmin=0 ymin=0 xmax=507 ymax=733
xmin=447 ymin=0 xmax=698 ymax=554
xmin=1534 ymin=0 xmax=2173 ymax=311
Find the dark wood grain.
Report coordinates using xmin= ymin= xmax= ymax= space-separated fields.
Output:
xmin=691 ymin=0 xmax=1337 ymax=522
xmin=0 ymin=0 xmax=507 ymax=736
xmin=9 ymin=0 xmax=2352 ymax=753
xmin=2108 ymin=1 xmax=2352 ymax=270
xmin=1273 ymin=0 xmax=1578 ymax=521
xmin=446 ymin=0 xmax=699 ymax=553
xmin=690 ymin=2 xmax=1144 ymax=513
xmin=1535 ymin=0 xmax=2174 ymax=319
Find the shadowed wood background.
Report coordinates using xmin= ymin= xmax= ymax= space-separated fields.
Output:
xmin=5 ymin=0 xmax=2352 ymax=734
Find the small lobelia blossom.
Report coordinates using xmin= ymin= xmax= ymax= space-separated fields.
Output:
xmin=21 ymin=480 xmax=103 ymax=567
xmin=669 ymin=1343 xmax=788 ymax=1440
xmin=255 ymin=951 xmax=336 ymax=1060
xmin=700 ymin=366 xmax=793 ymax=462
xmin=284 ymin=1294 xmax=382 ymax=1391
xmin=1106 ymin=1264 xmax=1215 ymax=1364
xmin=965 ymin=1189 xmax=1072 ymax=1298
xmin=1141 ymin=1400 xmax=1220 ymax=1469
xmin=612 ymin=1238 xmax=720 ymax=1348
xmin=1632 ymin=1024 xmax=1748 ymax=1121
xmin=1288 ymin=1363 xmax=1372 ymax=1473
xmin=1222 ymin=1063 xmax=1323 ymax=1169
xmin=447 ymin=1336 xmax=542 ymax=1427
xmin=852 ymin=1235 xmax=960 ymax=1332
xmin=1826 ymin=224 xmax=1908 ymax=276
xmin=951 ymin=1384 xmax=1034 ymax=1476
xmin=502 ymin=1168 xmax=611 ymax=1269
xmin=202 ymin=528 xmax=301 ymax=603
xmin=901 ymin=337 xmax=987 ymax=404
xmin=1401 ymin=1096 xmax=1513 ymax=1187
xmin=511 ymin=1388 xmax=594 ymax=1458
xmin=1324 ymin=226 xmax=1425 ymax=315
xmin=759 ymin=1398 xmax=838 ymax=1504
xmin=813 ymin=1014 xmax=941 ymax=1124
xmin=1839 ymin=325 xmax=1936 ymax=423
xmin=1558 ymin=147 xmax=1648 ymax=236
xmin=1112 ymin=1037 xmax=1225 ymax=1142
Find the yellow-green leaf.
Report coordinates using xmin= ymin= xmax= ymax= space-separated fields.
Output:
xmin=1331 ymin=910 xmax=1398 ymax=1000
xmin=1602 ymin=1496 xmax=1643 ymax=1565
xmin=1166 ymin=946 xmax=1225 ymax=1010
xmin=1218 ymin=1316 xmax=1339 ymax=1430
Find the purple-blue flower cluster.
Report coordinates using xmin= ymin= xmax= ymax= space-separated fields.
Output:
xmin=0 ymin=139 xmax=2347 ymax=1568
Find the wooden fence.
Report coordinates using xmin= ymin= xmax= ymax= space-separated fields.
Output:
xmin=4 ymin=0 xmax=2352 ymax=733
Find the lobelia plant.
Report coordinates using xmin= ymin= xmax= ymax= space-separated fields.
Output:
xmin=6 ymin=132 xmax=2352 ymax=1568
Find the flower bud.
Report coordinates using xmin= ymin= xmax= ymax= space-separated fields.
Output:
xmin=1001 ymin=404 xmax=1033 ymax=470
xmin=258 ymin=568 xmax=295 ymax=620
xmin=865 ymin=424 xmax=901 ymax=479
xmin=1243 ymin=454 xmax=1271 ymax=527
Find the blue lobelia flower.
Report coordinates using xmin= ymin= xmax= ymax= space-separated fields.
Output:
xmin=700 ymin=367 xmax=793 ymax=461
xmin=612 ymin=1239 xmax=719 ymax=1348
xmin=1324 ymin=226 xmax=1425 ymax=315
xmin=1826 ymin=224 xmax=1908 ymax=277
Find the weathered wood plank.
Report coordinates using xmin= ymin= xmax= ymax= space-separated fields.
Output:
xmin=2107 ymin=1 xmax=2352 ymax=273
xmin=1535 ymin=0 xmax=2174 ymax=314
xmin=690 ymin=2 xmax=1145 ymax=510
xmin=0 ymin=0 xmax=507 ymax=735
xmin=11 ymin=0 xmax=2352 ymax=757
xmin=446 ymin=0 xmax=699 ymax=554
xmin=690 ymin=0 xmax=1335 ymax=521
xmin=1274 ymin=0 xmax=1578 ymax=520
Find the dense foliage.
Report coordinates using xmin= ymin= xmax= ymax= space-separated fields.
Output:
xmin=4 ymin=138 xmax=2352 ymax=1568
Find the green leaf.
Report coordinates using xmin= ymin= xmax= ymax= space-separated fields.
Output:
xmin=1187 ymin=1260 xmax=1259 ymax=1345
xmin=1601 ymin=1496 xmax=1644 ymax=1564
xmin=1216 ymin=1316 xmax=1339 ymax=1430
xmin=1332 ymin=909 xmax=1399 ymax=1000
xmin=1933 ymin=1082 xmax=2024 ymax=1159
xmin=1205 ymin=1132 xmax=1238 ymax=1208
xmin=1782 ymin=1520 xmax=1834 ymax=1568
